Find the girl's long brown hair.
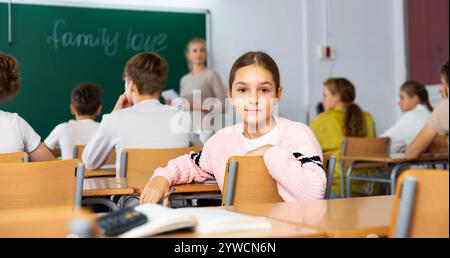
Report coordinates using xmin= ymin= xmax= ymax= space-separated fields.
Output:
xmin=325 ymin=78 xmax=367 ymax=137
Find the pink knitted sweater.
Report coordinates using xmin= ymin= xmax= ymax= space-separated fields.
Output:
xmin=151 ymin=117 xmax=326 ymax=202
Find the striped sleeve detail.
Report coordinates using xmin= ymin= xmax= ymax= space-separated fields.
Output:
xmin=189 ymin=151 xmax=214 ymax=176
xmin=190 ymin=151 xmax=202 ymax=166
xmin=293 ymin=152 xmax=324 ymax=169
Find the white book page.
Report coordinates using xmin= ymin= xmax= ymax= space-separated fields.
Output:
xmin=118 ymin=205 xmax=272 ymax=237
xmin=161 ymin=89 xmax=179 ymax=100
xmin=119 ymin=204 xmax=197 ymax=238
xmin=178 ymin=207 xmax=272 ymax=234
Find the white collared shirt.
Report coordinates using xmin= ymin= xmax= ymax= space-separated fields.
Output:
xmin=82 ymin=99 xmax=191 ymax=170
xmin=45 ymin=119 xmax=99 ymax=159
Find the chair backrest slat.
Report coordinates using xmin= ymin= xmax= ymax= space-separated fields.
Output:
xmin=74 ymin=145 xmax=115 ymax=165
xmin=0 ymin=159 xmax=81 ymax=210
xmin=121 ymin=146 xmax=202 ymax=189
xmin=222 ymin=156 xmax=283 ymax=206
xmin=341 ymin=137 xmax=391 ymax=168
xmin=390 ymin=169 xmax=449 ymax=238
xmin=0 ymin=152 xmax=28 ymax=163
xmin=323 ymin=152 xmax=336 ymax=199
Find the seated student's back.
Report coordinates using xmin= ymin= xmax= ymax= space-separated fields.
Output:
xmin=82 ymin=52 xmax=190 ymax=171
xmin=0 ymin=53 xmax=54 ymax=161
xmin=45 ymin=83 xmax=102 ymax=159
xmin=310 ymin=78 xmax=376 ymax=197
xmin=0 ymin=110 xmax=40 ymax=154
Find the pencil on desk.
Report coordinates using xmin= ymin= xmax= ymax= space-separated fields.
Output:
xmin=158 ymin=187 xmax=176 ymax=204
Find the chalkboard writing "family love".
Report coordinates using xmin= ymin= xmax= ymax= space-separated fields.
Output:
xmin=46 ymin=19 xmax=168 ymax=57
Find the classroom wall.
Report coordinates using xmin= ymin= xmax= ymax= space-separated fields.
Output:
xmin=304 ymin=0 xmax=404 ymax=134
xmin=10 ymin=0 xmax=406 ymax=133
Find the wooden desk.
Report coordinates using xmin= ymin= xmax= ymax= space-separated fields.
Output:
xmin=83 ymin=177 xmax=220 ymax=197
xmin=84 ymin=169 xmax=116 ymax=178
xmin=135 ymin=183 xmax=222 ymax=207
xmin=84 ymin=164 xmax=116 ymax=178
xmin=134 ymin=183 xmax=221 ymax=195
xmin=0 ymin=205 xmax=324 ymax=238
xmin=341 ymin=153 xmax=449 ymax=164
xmin=341 ymin=153 xmax=448 ymax=194
xmin=0 ymin=207 xmax=92 ymax=238
xmin=83 ymin=177 xmax=134 ymax=197
xmin=225 ymin=195 xmax=394 ymax=238
xmin=83 ymin=177 xmax=221 ymax=206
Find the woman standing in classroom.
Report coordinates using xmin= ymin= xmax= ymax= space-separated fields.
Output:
xmin=177 ymin=38 xmax=226 ymax=145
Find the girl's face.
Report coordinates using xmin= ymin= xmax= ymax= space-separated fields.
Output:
xmin=399 ymin=90 xmax=419 ymax=112
xmin=439 ymin=75 xmax=449 ymax=99
xmin=186 ymin=42 xmax=207 ymax=66
xmin=228 ymin=65 xmax=281 ymax=127
xmin=322 ymin=86 xmax=340 ymax=111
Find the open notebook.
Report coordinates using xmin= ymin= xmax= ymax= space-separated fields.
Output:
xmin=119 ymin=204 xmax=272 ymax=238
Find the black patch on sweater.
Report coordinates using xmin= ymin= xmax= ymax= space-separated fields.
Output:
xmin=190 ymin=151 xmax=202 ymax=167
xmin=293 ymin=152 xmax=324 ymax=169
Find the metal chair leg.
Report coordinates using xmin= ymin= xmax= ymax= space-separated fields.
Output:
xmin=339 ymin=161 xmax=345 ymax=198
xmin=390 ymin=163 xmax=411 ymax=194
xmin=346 ymin=162 xmax=356 ymax=198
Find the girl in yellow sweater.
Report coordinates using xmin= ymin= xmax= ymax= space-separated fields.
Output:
xmin=310 ymin=78 xmax=376 ymax=197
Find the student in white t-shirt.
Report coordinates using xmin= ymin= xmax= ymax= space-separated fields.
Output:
xmin=45 ymin=83 xmax=102 ymax=159
xmin=0 ymin=52 xmax=54 ymax=161
xmin=83 ymin=52 xmax=191 ymax=171
xmin=381 ymin=80 xmax=433 ymax=153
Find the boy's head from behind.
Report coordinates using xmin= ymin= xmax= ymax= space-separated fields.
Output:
xmin=0 ymin=52 xmax=20 ymax=104
xmin=123 ymin=52 xmax=168 ymax=104
xmin=71 ymin=82 xmax=102 ymax=118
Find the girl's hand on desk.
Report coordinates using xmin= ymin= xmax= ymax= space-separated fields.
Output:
xmin=140 ymin=176 xmax=170 ymax=206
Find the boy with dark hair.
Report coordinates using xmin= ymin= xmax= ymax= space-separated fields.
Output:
xmin=45 ymin=82 xmax=102 ymax=159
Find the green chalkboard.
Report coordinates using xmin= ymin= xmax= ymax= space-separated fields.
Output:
xmin=0 ymin=2 xmax=207 ymax=138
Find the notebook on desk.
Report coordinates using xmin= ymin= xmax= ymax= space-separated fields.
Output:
xmin=99 ymin=164 xmax=116 ymax=170
xmin=389 ymin=153 xmax=406 ymax=159
xmin=119 ymin=204 xmax=271 ymax=238
xmin=193 ymin=179 xmax=218 ymax=185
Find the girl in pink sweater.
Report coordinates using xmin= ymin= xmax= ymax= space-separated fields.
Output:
xmin=140 ymin=51 xmax=326 ymax=204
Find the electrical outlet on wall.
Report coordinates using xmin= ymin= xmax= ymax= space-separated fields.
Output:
xmin=317 ymin=45 xmax=335 ymax=60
